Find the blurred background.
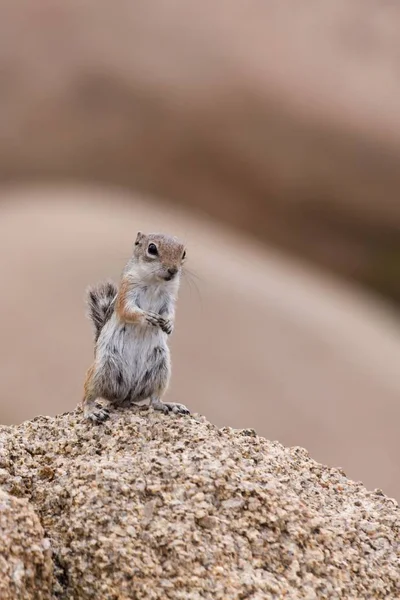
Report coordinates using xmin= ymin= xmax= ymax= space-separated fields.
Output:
xmin=0 ymin=1 xmax=400 ymax=499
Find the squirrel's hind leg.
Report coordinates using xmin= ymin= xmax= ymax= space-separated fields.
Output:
xmin=82 ymin=364 xmax=111 ymax=423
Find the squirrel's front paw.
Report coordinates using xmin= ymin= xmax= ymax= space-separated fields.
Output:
xmin=145 ymin=311 xmax=164 ymax=328
xmin=145 ymin=312 xmax=173 ymax=334
xmin=159 ymin=317 xmax=173 ymax=335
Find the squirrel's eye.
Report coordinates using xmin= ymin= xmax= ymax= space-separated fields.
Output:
xmin=147 ymin=243 xmax=158 ymax=256
xmin=182 ymin=250 xmax=187 ymax=260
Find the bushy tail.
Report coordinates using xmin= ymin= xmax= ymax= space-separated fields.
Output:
xmin=86 ymin=281 xmax=118 ymax=342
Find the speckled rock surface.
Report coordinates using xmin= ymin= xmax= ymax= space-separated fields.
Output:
xmin=0 ymin=488 xmax=53 ymax=600
xmin=0 ymin=409 xmax=399 ymax=599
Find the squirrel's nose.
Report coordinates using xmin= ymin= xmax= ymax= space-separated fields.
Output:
xmin=167 ymin=267 xmax=178 ymax=276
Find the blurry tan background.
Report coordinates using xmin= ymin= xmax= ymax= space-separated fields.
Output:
xmin=0 ymin=1 xmax=400 ymax=499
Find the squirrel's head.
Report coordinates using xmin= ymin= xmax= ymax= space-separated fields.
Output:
xmin=132 ymin=231 xmax=187 ymax=284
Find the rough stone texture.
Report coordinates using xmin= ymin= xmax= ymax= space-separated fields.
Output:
xmin=0 ymin=1 xmax=400 ymax=303
xmin=1 ymin=409 xmax=399 ymax=599
xmin=0 ymin=488 xmax=53 ymax=600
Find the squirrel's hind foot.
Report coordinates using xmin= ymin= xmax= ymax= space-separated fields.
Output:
xmin=84 ymin=401 xmax=110 ymax=423
xmin=167 ymin=402 xmax=190 ymax=415
xmin=150 ymin=397 xmax=190 ymax=415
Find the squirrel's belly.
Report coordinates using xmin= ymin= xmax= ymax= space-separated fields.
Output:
xmin=121 ymin=326 xmax=170 ymax=399
xmin=95 ymin=320 xmax=170 ymax=403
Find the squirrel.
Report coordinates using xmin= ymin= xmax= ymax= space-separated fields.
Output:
xmin=82 ymin=231 xmax=190 ymax=423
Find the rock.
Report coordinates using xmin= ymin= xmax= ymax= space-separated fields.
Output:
xmin=1 ymin=409 xmax=399 ymax=598
xmin=0 ymin=489 xmax=53 ymax=600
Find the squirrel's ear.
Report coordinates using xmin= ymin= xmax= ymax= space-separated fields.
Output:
xmin=135 ymin=231 xmax=144 ymax=246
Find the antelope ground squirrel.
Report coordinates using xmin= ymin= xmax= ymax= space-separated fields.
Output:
xmin=82 ymin=231 xmax=190 ymax=422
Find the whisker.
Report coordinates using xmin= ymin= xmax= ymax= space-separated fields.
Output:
xmin=182 ymin=269 xmax=203 ymax=310
xmin=183 ymin=267 xmax=203 ymax=283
